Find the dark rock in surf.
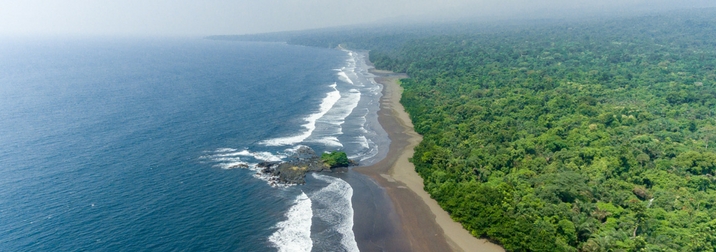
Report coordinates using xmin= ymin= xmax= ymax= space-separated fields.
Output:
xmin=259 ymin=146 xmax=358 ymax=185
xmin=227 ymin=163 xmax=250 ymax=169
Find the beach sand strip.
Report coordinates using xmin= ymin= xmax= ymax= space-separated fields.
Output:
xmin=356 ymin=70 xmax=504 ymax=252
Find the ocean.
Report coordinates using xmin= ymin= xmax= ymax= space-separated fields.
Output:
xmin=0 ymin=37 xmax=386 ymax=251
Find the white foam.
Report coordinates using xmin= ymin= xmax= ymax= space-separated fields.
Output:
xmin=369 ymin=84 xmax=381 ymax=95
xmin=208 ymin=151 xmax=247 ymax=158
xmin=346 ymin=136 xmax=378 ymax=162
xmin=258 ymin=50 xmax=368 ymax=153
xmin=310 ymin=174 xmax=359 ymax=252
xmin=269 ymin=192 xmax=313 ymax=252
xmin=336 ymin=50 xmax=361 ymax=88
xmin=360 ymin=138 xmax=379 ymax=162
xmin=215 ymin=148 xmax=238 ymax=153
xmin=260 ymin=83 xmax=342 ymax=146
xmin=255 ymin=152 xmax=285 ymax=162
xmin=353 ymin=108 xmax=369 ymax=134
xmin=212 ymin=157 xmax=242 ymax=163
xmin=337 ymin=89 xmax=362 ymax=124
xmin=311 ymin=88 xmax=361 ymax=138
xmin=234 ymin=150 xmax=252 ymax=156
xmin=208 ymin=155 xmax=253 ymax=170
xmin=205 ymin=149 xmax=286 ymax=185
xmin=206 ymin=149 xmax=285 ymax=163
xmin=283 ymin=145 xmax=308 ymax=154
xmin=356 ymin=136 xmax=370 ymax=149
xmin=230 ymin=150 xmax=285 ymax=162
xmin=337 ymin=71 xmax=354 ymax=85
xmin=310 ymin=136 xmax=343 ymax=148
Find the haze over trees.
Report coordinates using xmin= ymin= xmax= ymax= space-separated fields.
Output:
xmin=366 ymin=10 xmax=716 ymax=251
xmin=215 ymin=8 xmax=716 ymax=251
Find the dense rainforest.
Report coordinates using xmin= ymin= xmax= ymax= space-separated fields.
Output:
xmin=211 ymin=9 xmax=716 ymax=251
xmin=368 ymin=11 xmax=716 ymax=251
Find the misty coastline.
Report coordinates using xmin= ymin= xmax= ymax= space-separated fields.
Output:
xmin=5 ymin=2 xmax=716 ymax=251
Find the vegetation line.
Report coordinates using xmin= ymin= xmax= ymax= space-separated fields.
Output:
xmin=362 ymin=11 xmax=716 ymax=251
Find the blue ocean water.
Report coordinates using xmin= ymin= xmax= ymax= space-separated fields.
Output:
xmin=0 ymin=38 xmax=383 ymax=251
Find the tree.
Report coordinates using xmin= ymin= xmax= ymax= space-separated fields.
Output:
xmin=320 ymin=151 xmax=350 ymax=168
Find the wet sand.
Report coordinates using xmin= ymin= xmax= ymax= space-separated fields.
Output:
xmin=354 ymin=69 xmax=504 ymax=252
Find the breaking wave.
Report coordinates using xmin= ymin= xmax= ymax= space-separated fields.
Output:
xmin=268 ymin=192 xmax=313 ymax=252
xmin=309 ymin=174 xmax=359 ymax=252
xmin=260 ymin=83 xmax=341 ymax=147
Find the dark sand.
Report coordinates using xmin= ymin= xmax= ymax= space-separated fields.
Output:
xmin=333 ymin=171 xmax=412 ymax=251
xmin=353 ymin=70 xmax=505 ymax=252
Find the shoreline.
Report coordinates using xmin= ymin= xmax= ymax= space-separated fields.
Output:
xmin=354 ymin=68 xmax=504 ymax=252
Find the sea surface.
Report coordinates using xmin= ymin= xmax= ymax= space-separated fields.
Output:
xmin=0 ymin=37 xmax=385 ymax=251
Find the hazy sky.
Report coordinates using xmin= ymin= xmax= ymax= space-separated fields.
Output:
xmin=1 ymin=0 xmax=714 ymax=36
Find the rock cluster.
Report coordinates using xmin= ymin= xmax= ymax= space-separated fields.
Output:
xmin=257 ymin=146 xmax=354 ymax=185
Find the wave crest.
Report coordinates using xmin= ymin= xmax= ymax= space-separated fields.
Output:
xmin=260 ymin=83 xmax=341 ymax=146
xmin=269 ymin=192 xmax=313 ymax=252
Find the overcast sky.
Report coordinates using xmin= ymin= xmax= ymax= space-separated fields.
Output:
xmin=0 ymin=0 xmax=714 ymax=36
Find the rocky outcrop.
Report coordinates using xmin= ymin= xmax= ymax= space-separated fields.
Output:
xmin=258 ymin=146 xmax=356 ymax=185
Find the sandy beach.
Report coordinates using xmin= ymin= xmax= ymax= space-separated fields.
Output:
xmin=355 ymin=68 xmax=504 ymax=252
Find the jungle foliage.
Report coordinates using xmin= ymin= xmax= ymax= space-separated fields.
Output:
xmin=365 ymin=11 xmax=716 ymax=251
xmin=321 ymin=151 xmax=350 ymax=168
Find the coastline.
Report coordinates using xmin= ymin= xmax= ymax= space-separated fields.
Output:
xmin=354 ymin=68 xmax=504 ymax=252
